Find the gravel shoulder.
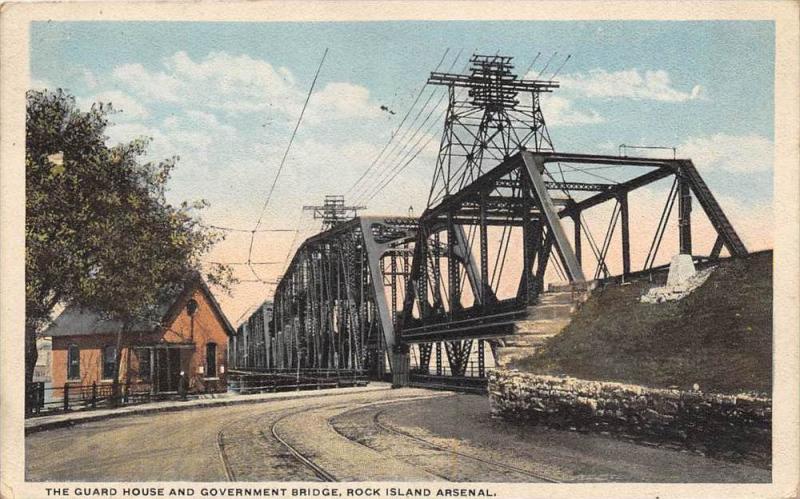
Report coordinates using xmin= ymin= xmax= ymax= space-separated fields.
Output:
xmin=378 ymin=394 xmax=770 ymax=483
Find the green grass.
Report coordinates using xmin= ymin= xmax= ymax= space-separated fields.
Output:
xmin=513 ymin=251 xmax=773 ymax=395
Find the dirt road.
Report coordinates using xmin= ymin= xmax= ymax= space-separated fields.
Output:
xmin=25 ymin=388 xmax=769 ymax=482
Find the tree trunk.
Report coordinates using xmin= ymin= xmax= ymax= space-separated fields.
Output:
xmin=111 ymin=321 xmax=132 ymax=404
xmin=25 ymin=321 xmax=39 ymax=386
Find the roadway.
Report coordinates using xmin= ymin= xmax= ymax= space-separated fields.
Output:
xmin=25 ymin=388 xmax=769 ymax=482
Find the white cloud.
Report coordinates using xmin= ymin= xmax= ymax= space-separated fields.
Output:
xmin=541 ymin=95 xmax=604 ymax=127
xmin=179 ymin=110 xmax=237 ymax=136
xmin=78 ymin=90 xmax=150 ymax=119
xmin=105 ymin=110 xmax=238 ymax=163
xmin=94 ymin=51 xmax=388 ymax=205
xmin=112 ymin=62 xmax=183 ymax=103
xmin=306 ymin=82 xmax=382 ymax=122
xmin=555 ymin=68 xmax=705 ymax=102
xmin=82 ymin=69 xmax=98 ymax=90
xmin=678 ymin=133 xmax=773 ymax=173
xmin=110 ymin=51 xmax=382 ymax=124
xmin=161 ymin=51 xmax=295 ymax=114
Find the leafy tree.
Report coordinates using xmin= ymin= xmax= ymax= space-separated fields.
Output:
xmin=26 ymin=89 xmax=232 ymax=386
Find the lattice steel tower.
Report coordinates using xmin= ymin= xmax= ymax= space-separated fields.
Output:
xmin=302 ymin=195 xmax=366 ymax=231
xmin=427 ymin=54 xmax=559 ymax=206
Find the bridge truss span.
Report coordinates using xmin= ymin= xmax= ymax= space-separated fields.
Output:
xmin=270 ymin=216 xmax=418 ymax=378
xmin=398 ymin=150 xmax=748 ymax=355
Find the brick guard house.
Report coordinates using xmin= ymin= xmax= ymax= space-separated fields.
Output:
xmin=48 ymin=275 xmax=235 ymax=397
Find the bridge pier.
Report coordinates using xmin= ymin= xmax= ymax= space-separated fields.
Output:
xmin=391 ymin=346 xmax=411 ymax=388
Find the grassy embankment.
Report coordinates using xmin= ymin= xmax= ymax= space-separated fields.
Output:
xmin=513 ymin=251 xmax=773 ymax=395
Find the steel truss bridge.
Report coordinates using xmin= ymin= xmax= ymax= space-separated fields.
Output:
xmin=236 ymin=150 xmax=747 ymax=386
xmin=233 ymin=53 xmax=749 ymax=389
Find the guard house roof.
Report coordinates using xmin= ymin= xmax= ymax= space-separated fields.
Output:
xmin=46 ymin=274 xmax=235 ymax=338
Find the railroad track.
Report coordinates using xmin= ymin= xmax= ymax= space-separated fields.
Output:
xmin=216 ymin=427 xmax=238 ymax=481
xmin=270 ymin=394 xmax=455 ymax=482
xmin=216 ymin=411 xmax=257 ymax=481
xmin=217 ymin=393 xmax=451 ymax=482
xmin=329 ymin=401 xmax=564 ymax=483
xmin=216 ymin=406 xmax=337 ymax=482
xmin=275 ymin=395 xmax=451 ymax=482
xmin=269 ymin=410 xmax=338 ymax=482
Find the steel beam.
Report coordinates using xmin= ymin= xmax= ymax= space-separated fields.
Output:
xmin=678 ymin=160 xmax=748 ymax=257
xmin=451 ymin=224 xmax=487 ymax=306
xmin=478 ymin=190 xmax=491 ymax=304
xmin=544 ymin=181 xmax=614 ymax=192
xmin=572 ymin=213 xmax=582 ymax=268
xmin=523 ymin=152 xmax=586 ymax=282
xmin=521 ymin=176 xmax=535 ymax=302
xmin=678 ymin=175 xmax=693 ymax=255
xmin=539 ymin=152 xmax=674 ymax=168
xmin=710 ymin=235 xmax=725 ymax=259
xmin=418 ymin=343 xmax=432 ymax=374
xmin=559 ymin=166 xmax=675 ymax=216
xmin=446 ymin=213 xmax=461 ymax=317
xmin=359 ymin=218 xmax=400 ymax=365
xmin=619 ymin=193 xmax=631 ymax=275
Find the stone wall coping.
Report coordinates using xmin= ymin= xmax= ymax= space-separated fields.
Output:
xmin=488 ymin=369 xmax=771 ymax=404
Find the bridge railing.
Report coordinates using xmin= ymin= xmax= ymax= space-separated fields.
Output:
xmin=227 ymin=369 xmax=369 ymax=394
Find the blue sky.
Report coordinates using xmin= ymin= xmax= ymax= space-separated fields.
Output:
xmin=30 ymin=20 xmax=775 ymax=319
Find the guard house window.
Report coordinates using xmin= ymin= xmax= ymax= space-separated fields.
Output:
xmin=67 ymin=344 xmax=80 ymax=380
xmin=206 ymin=343 xmax=217 ymax=378
xmin=102 ymin=345 xmax=117 ymax=380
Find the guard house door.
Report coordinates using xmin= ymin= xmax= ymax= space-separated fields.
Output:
xmin=156 ymin=348 xmax=182 ymax=392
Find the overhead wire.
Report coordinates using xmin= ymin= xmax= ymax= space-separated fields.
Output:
xmin=363 ymin=125 xmax=440 ymax=204
xmin=523 ymin=52 xmax=542 ymax=76
xmin=536 ymin=52 xmax=558 ymax=79
xmin=244 ymin=48 xmax=329 ymax=285
xmin=358 ymin=59 xmax=472 ymax=204
xmin=247 ymin=48 xmax=329 ymax=263
xmin=201 ymin=261 xmax=282 ymax=266
xmin=201 ymin=224 xmax=295 ymax=233
xmin=362 ymin=99 xmax=442 ymax=199
xmin=558 ymin=162 xmax=621 ymax=184
xmin=346 ymin=48 xmax=452 ymax=198
xmin=550 ymin=54 xmax=572 ymax=80
xmin=350 ymin=50 xmax=463 ymax=203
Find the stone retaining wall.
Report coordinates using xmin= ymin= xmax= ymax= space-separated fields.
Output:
xmin=488 ymin=370 xmax=771 ymax=467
